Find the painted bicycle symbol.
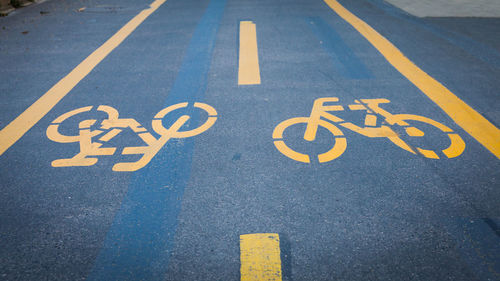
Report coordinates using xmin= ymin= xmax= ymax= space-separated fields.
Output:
xmin=272 ymin=97 xmax=465 ymax=163
xmin=47 ymin=102 xmax=217 ymax=172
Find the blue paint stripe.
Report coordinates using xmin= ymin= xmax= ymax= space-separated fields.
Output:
xmin=307 ymin=16 xmax=372 ymax=79
xmin=86 ymin=0 xmax=226 ymax=280
xmin=367 ymin=0 xmax=500 ymax=69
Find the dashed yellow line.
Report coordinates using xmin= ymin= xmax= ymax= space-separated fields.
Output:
xmin=240 ymin=233 xmax=282 ymax=281
xmin=324 ymin=0 xmax=500 ymax=159
xmin=238 ymin=21 xmax=261 ymax=85
xmin=0 ymin=0 xmax=167 ymax=156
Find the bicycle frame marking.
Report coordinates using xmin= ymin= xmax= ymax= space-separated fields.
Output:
xmin=273 ymin=97 xmax=465 ymax=163
xmin=47 ymin=102 xmax=217 ymax=172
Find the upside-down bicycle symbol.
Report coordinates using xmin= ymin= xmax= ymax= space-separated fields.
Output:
xmin=47 ymin=102 xmax=217 ymax=172
xmin=272 ymin=97 xmax=465 ymax=163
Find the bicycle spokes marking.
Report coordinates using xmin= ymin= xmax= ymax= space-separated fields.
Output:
xmin=47 ymin=102 xmax=217 ymax=172
xmin=272 ymin=97 xmax=466 ymax=163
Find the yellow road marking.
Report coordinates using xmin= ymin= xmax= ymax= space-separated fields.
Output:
xmin=47 ymin=103 xmax=217 ymax=172
xmin=417 ymin=148 xmax=439 ymax=159
xmin=443 ymin=134 xmax=466 ymax=158
xmin=238 ymin=21 xmax=261 ymax=85
xmin=0 ymin=0 xmax=167 ymax=156
xmin=240 ymin=233 xmax=282 ymax=281
xmin=364 ymin=114 xmax=377 ymax=126
xmin=324 ymin=0 xmax=500 ymax=159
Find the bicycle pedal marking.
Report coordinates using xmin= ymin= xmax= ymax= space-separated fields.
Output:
xmin=46 ymin=102 xmax=217 ymax=172
xmin=272 ymin=97 xmax=466 ymax=163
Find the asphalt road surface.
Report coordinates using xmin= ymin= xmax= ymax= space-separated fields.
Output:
xmin=0 ymin=0 xmax=499 ymax=280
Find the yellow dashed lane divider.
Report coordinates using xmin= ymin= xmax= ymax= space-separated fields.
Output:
xmin=240 ymin=233 xmax=282 ymax=281
xmin=238 ymin=21 xmax=261 ymax=85
xmin=324 ymin=0 xmax=500 ymax=159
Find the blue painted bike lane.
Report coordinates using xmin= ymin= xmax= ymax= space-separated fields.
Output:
xmin=86 ymin=0 xmax=227 ymax=279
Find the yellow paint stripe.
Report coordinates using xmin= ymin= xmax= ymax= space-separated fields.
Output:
xmin=240 ymin=233 xmax=282 ymax=281
xmin=0 ymin=0 xmax=167 ymax=156
xmin=324 ymin=0 xmax=500 ymax=159
xmin=238 ymin=21 xmax=261 ymax=85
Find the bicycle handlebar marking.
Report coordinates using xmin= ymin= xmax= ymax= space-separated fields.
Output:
xmin=273 ymin=97 xmax=466 ymax=163
xmin=47 ymin=102 xmax=217 ymax=172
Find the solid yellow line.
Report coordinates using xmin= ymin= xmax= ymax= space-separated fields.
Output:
xmin=240 ymin=233 xmax=282 ymax=281
xmin=324 ymin=0 xmax=500 ymax=159
xmin=0 ymin=0 xmax=167 ymax=156
xmin=238 ymin=21 xmax=261 ymax=85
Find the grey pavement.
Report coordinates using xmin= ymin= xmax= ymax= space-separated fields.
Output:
xmin=0 ymin=0 xmax=499 ymax=280
xmin=385 ymin=0 xmax=500 ymax=17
